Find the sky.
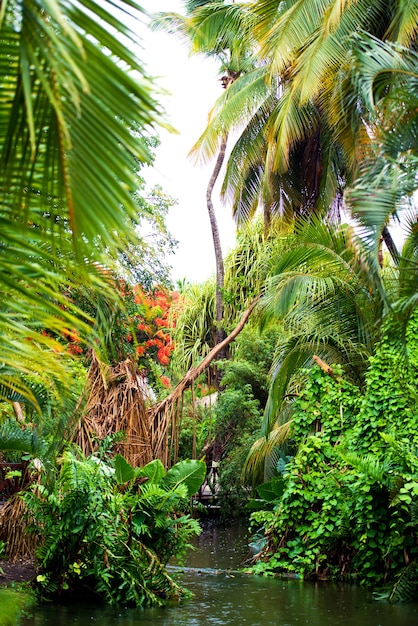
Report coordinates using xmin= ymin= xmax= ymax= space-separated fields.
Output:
xmin=139 ymin=1 xmax=237 ymax=284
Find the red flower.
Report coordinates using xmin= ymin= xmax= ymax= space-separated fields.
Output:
xmin=157 ymin=349 xmax=169 ymax=366
xmin=136 ymin=345 xmax=146 ymax=357
xmin=154 ymin=317 xmax=167 ymax=328
xmin=160 ymin=376 xmax=171 ymax=388
xmin=68 ymin=344 xmax=83 ymax=355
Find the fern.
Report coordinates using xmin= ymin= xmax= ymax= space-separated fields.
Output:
xmin=387 ymin=559 xmax=418 ymax=602
xmin=342 ymin=452 xmax=393 ymax=485
xmin=23 ymin=447 xmax=203 ymax=605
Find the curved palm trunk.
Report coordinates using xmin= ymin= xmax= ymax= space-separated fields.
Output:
xmin=206 ymin=133 xmax=228 ymax=353
xmin=382 ymin=225 xmax=399 ymax=265
xmin=206 ymin=71 xmax=239 ymax=372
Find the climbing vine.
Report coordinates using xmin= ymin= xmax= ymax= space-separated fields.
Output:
xmin=249 ymin=334 xmax=418 ymax=594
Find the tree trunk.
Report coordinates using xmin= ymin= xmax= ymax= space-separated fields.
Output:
xmin=206 ymin=72 xmax=239 ymax=383
xmin=206 ymin=134 xmax=227 ymax=329
xmin=206 ymin=134 xmax=229 ymax=376
xmin=382 ymin=225 xmax=399 ymax=265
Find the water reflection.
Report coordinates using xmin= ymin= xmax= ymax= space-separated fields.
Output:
xmin=21 ymin=522 xmax=418 ymax=626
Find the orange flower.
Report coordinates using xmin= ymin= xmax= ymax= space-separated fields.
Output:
xmin=154 ymin=317 xmax=167 ymax=327
xmin=157 ymin=349 xmax=169 ymax=366
xmin=160 ymin=376 xmax=171 ymax=388
xmin=136 ymin=345 xmax=146 ymax=357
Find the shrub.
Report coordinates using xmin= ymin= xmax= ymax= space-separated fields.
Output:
xmin=24 ymin=449 xmax=205 ymax=606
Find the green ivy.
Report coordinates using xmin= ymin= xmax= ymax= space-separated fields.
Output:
xmin=291 ymin=364 xmax=361 ymax=445
xmin=349 ymin=341 xmax=418 ymax=455
xmin=249 ymin=341 xmax=418 ymax=592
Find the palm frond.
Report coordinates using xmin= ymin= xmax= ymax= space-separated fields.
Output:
xmin=190 ymin=65 xmax=271 ymax=164
xmin=386 ymin=559 xmax=418 ymax=602
xmin=241 ymin=419 xmax=292 ymax=486
xmin=386 ymin=0 xmax=418 ymax=45
xmin=0 ymin=419 xmax=42 ymax=456
xmin=0 ymin=0 xmax=168 ymax=399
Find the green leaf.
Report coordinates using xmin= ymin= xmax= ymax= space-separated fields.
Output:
xmin=161 ymin=459 xmax=206 ymax=497
xmin=256 ymin=477 xmax=285 ymax=503
xmin=137 ymin=459 xmax=165 ymax=484
xmin=113 ymin=454 xmax=135 ymax=485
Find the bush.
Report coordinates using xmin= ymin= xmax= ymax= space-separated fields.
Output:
xmin=249 ymin=343 xmax=418 ymax=592
xmin=24 ymin=449 xmax=205 ymax=606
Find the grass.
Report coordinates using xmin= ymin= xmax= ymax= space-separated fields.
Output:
xmin=0 ymin=588 xmax=33 ymax=626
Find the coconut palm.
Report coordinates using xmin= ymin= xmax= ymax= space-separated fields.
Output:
xmin=252 ymin=0 xmax=417 ymax=256
xmin=0 ymin=0 xmax=166 ymax=404
xmin=152 ymin=1 xmax=256 ymax=361
xmin=347 ymin=34 xmax=418 ymax=264
xmin=190 ymin=0 xmax=418 ymax=260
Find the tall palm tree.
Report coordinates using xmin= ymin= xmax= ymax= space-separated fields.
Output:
xmin=253 ymin=0 xmax=417 ymax=256
xmin=0 ymin=0 xmax=167 ymax=404
xmin=153 ymin=1 xmax=255 ymax=364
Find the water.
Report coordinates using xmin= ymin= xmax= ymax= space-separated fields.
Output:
xmin=19 ymin=521 xmax=418 ymax=625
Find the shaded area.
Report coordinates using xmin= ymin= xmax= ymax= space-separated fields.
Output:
xmin=0 ymin=558 xmax=35 ymax=585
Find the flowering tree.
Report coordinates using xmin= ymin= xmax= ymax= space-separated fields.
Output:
xmin=54 ymin=284 xmax=179 ymax=392
xmin=122 ymin=285 xmax=178 ymax=389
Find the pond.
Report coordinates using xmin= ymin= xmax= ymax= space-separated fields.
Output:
xmin=19 ymin=521 xmax=418 ymax=626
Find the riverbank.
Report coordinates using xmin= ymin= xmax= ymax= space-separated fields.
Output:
xmin=0 ymin=559 xmax=35 ymax=586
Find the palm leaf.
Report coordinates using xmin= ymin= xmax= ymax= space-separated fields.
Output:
xmin=241 ymin=419 xmax=292 ymax=486
xmin=0 ymin=0 xmax=168 ymax=401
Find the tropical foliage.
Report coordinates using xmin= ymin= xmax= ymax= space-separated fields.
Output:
xmin=1 ymin=0 xmax=417 ymax=608
xmin=23 ymin=448 xmax=205 ymax=605
xmin=0 ymin=0 xmax=167 ymax=404
xmin=248 ymin=332 xmax=418 ymax=596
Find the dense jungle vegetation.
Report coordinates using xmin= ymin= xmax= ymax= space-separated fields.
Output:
xmin=0 ymin=0 xmax=418 ymax=610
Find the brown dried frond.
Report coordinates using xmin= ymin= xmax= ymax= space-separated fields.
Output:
xmin=0 ymin=495 xmax=37 ymax=561
xmin=75 ymin=353 xmax=153 ymax=467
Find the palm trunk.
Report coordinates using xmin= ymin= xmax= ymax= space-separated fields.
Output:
xmin=382 ymin=225 xmax=399 ymax=265
xmin=206 ymin=71 xmax=239 ymax=381
xmin=206 ymin=133 xmax=228 ymax=351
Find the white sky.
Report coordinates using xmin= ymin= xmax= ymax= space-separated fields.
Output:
xmin=139 ymin=1 xmax=237 ymax=284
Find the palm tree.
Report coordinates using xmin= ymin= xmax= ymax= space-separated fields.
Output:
xmin=190 ymin=0 xmax=418 ymax=260
xmin=0 ymin=0 xmax=166 ymax=404
xmin=258 ymin=217 xmax=385 ymax=434
xmin=242 ymin=214 xmax=417 ymax=485
xmin=152 ymin=1 xmax=255 ymax=365
xmin=347 ymin=34 xmax=418 ymax=263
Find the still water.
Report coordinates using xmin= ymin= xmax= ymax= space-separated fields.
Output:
xmin=20 ymin=522 xmax=418 ymax=626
